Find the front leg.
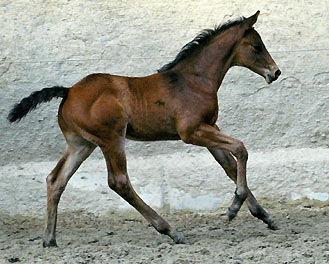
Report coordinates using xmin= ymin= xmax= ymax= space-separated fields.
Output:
xmin=178 ymin=123 xmax=249 ymax=220
xmin=208 ymin=148 xmax=278 ymax=229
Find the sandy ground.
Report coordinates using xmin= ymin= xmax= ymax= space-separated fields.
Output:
xmin=1 ymin=149 xmax=329 ymax=263
xmin=1 ymin=199 xmax=329 ymax=264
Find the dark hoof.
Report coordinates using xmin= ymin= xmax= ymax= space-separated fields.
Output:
xmin=267 ymin=220 xmax=280 ymax=231
xmin=173 ymin=233 xmax=187 ymax=244
xmin=227 ymin=208 xmax=237 ymax=221
xmin=42 ymin=239 xmax=58 ymax=248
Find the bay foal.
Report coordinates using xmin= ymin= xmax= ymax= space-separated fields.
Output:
xmin=8 ymin=11 xmax=281 ymax=247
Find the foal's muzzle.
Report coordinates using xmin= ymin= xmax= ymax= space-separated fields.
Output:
xmin=265 ymin=66 xmax=281 ymax=84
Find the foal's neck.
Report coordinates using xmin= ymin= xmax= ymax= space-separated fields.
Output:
xmin=178 ymin=29 xmax=239 ymax=93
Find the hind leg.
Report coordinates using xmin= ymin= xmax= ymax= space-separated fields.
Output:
xmin=208 ymin=148 xmax=278 ymax=230
xmin=100 ymin=134 xmax=186 ymax=244
xmin=43 ymin=134 xmax=96 ymax=247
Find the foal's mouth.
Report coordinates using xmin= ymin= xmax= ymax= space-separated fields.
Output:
xmin=265 ymin=69 xmax=281 ymax=84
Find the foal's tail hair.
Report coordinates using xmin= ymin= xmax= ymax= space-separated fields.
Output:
xmin=7 ymin=86 xmax=70 ymax=123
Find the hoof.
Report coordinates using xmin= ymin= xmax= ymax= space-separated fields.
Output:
xmin=42 ymin=239 xmax=58 ymax=248
xmin=172 ymin=233 xmax=187 ymax=244
xmin=227 ymin=208 xmax=238 ymax=222
xmin=267 ymin=220 xmax=280 ymax=231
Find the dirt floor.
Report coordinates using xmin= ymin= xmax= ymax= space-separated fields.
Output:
xmin=1 ymin=199 xmax=329 ymax=264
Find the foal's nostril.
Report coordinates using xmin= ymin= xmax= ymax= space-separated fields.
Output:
xmin=275 ymin=69 xmax=281 ymax=79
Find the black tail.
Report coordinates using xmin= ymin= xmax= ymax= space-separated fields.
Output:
xmin=7 ymin=86 xmax=70 ymax=123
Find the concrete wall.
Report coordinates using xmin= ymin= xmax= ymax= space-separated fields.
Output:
xmin=1 ymin=1 xmax=329 ymax=210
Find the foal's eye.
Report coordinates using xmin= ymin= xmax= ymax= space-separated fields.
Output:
xmin=252 ymin=44 xmax=262 ymax=53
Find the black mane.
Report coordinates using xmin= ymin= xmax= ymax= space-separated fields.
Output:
xmin=158 ymin=17 xmax=246 ymax=72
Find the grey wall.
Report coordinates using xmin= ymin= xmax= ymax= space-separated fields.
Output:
xmin=1 ymin=0 xmax=329 ymax=166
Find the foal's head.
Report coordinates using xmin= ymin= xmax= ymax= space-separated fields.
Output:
xmin=233 ymin=11 xmax=281 ymax=84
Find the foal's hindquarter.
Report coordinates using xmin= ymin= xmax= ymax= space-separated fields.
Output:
xmin=9 ymin=11 xmax=281 ymax=247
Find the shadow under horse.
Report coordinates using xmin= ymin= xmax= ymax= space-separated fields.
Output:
xmin=8 ymin=11 xmax=281 ymax=247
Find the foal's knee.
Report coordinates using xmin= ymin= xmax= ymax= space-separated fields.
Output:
xmin=233 ymin=140 xmax=248 ymax=161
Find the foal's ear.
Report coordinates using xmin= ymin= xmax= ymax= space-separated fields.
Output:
xmin=243 ymin=10 xmax=260 ymax=28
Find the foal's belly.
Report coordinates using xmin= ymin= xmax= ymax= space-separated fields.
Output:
xmin=125 ymin=128 xmax=180 ymax=141
xmin=125 ymin=115 xmax=180 ymax=141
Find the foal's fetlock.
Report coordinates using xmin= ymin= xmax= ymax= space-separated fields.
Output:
xmin=235 ymin=188 xmax=248 ymax=201
xmin=227 ymin=189 xmax=247 ymax=221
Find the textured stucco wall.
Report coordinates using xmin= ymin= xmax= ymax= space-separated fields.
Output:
xmin=0 ymin=1 xmax=329 ymax=211
xmin=1 ymin=1 xmax=328 ymax=165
